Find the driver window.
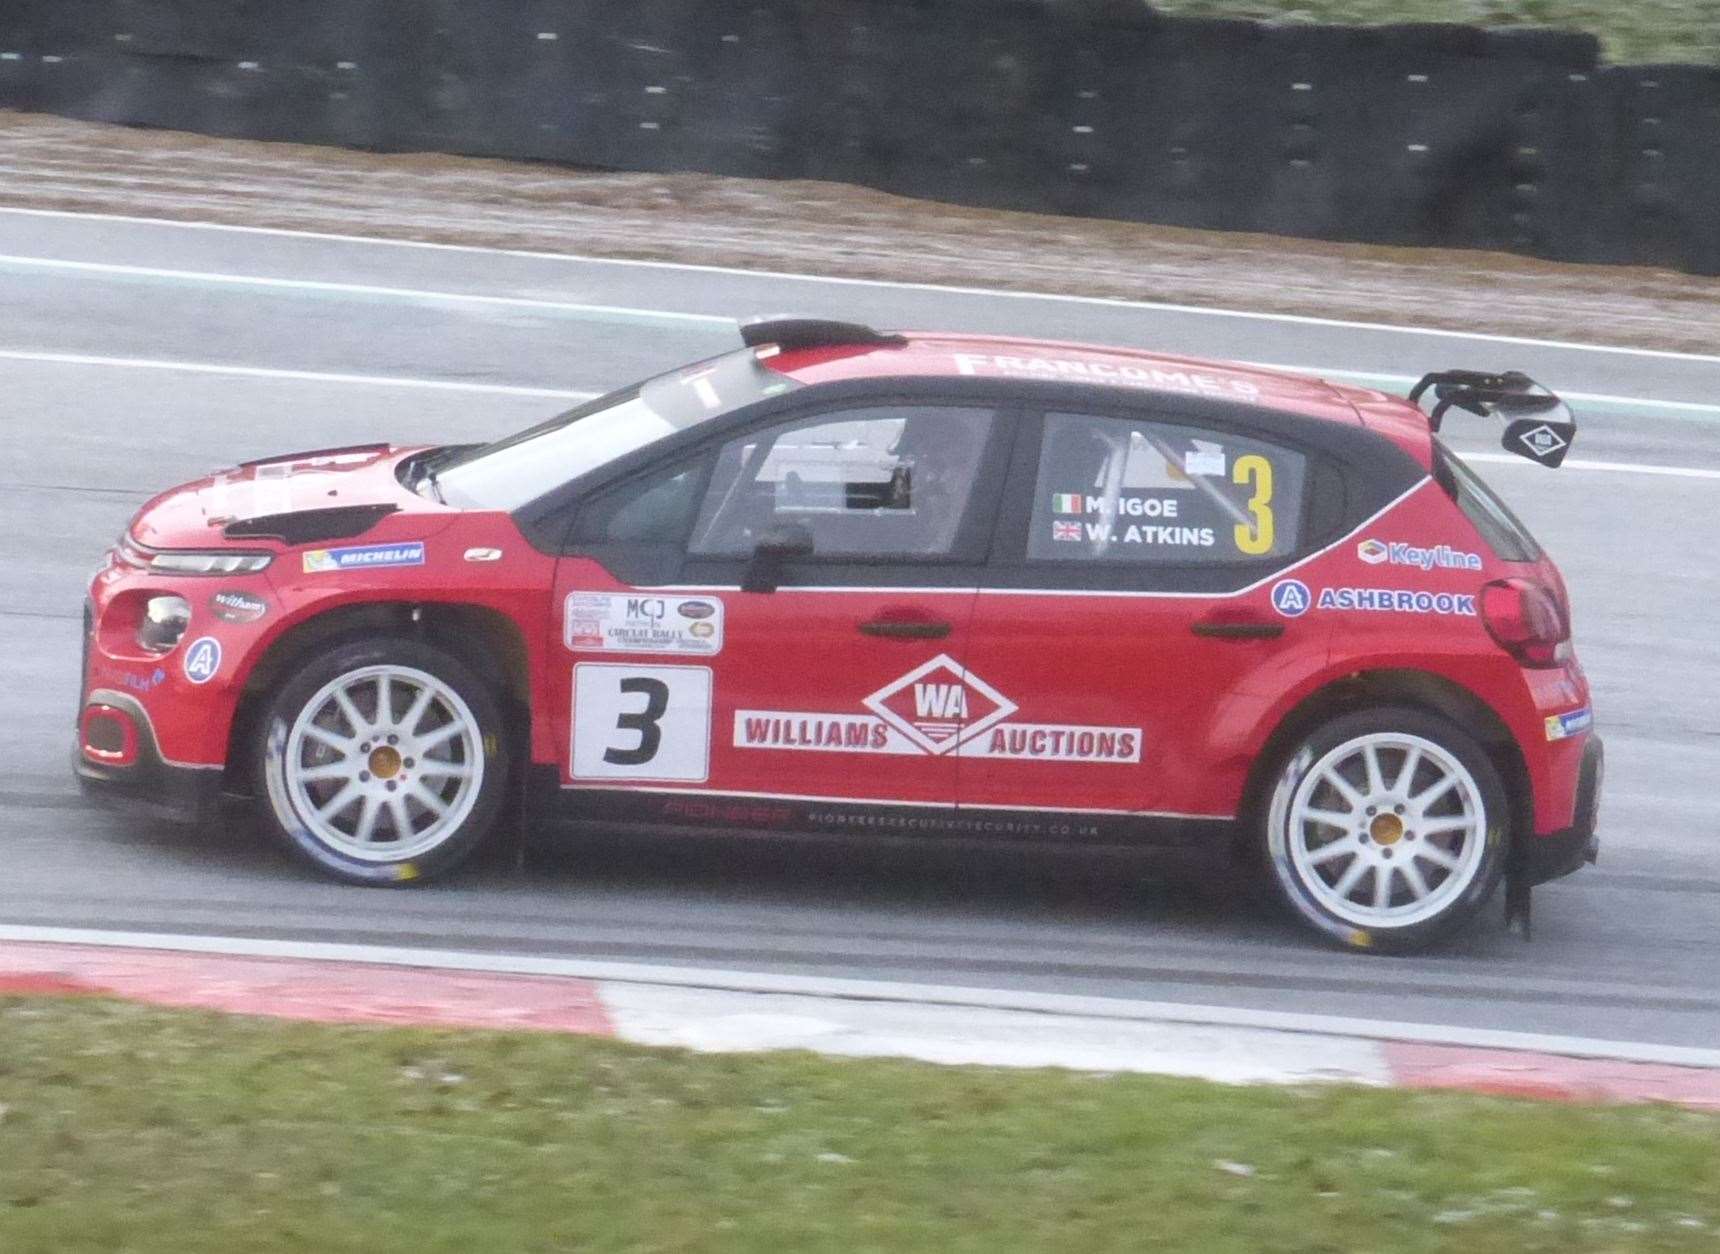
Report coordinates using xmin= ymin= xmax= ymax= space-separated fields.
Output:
xmin=689 ymin=406 xmax=995 ymax=559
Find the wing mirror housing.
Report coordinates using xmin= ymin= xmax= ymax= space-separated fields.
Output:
xmin=742 ymin=521 xmax=814 ymax=593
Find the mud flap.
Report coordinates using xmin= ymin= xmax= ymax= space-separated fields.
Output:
xmin=1504 ymin=864 xmax=1532 ymax=940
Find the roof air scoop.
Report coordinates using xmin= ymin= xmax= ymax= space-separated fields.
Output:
xmin=738 ymin=317 xmax=906 ymax=352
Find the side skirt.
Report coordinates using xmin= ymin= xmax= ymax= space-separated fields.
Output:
xmin=540 ymin=781 xmax=1231 ymax=848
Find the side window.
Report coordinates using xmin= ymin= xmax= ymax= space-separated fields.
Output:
xmin=689 ymin=406 xmax=996 ymax=559
xmin=570 ymin=461 xmax=706 ymax=547
xmin=1029 ymin=412 xmax=1308 ymax=564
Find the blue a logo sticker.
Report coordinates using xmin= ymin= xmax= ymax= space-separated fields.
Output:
xmin=183 ymin=636 xmax=222 ymax=684
xmin=1270 ymin=578 xmax=1311 ymax=617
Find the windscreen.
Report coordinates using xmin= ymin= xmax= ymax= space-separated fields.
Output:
xmin=431 ymin=350 xmax=801 ymax=511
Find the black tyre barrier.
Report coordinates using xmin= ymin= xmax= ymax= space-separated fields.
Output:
xmin=0 ymin=0 xmax=1713 ymax=274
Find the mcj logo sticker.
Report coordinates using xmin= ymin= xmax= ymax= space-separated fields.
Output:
xmin=182 ymin=636 xmax=222 ymax=684
xmin=1271 ymin=579 xmax=1311 ymax=617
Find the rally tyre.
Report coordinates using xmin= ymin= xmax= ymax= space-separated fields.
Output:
xmin=1262 ymin=707 xmax=1509 ymax=954
xmin=256 ymin=636 xmax=510 ymax=885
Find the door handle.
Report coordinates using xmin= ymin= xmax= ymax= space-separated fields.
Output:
xmin=859 ymin=619 xmax=953 ymax=639
xmin=1190 ymin=618 xmax=1285 ymax=640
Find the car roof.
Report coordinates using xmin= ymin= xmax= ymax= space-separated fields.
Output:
xmin=763 ymin=332 xmax=1376 ymax=426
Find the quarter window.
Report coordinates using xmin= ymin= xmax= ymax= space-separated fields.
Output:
xmin=690 ymin=406 xmax=995 ymax=559
xmin=1030 ymin=412 xmax=1308 ymax=564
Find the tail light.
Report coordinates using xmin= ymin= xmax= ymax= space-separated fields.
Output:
xmin=1480 ymin=578 xmax=1569 ymax=668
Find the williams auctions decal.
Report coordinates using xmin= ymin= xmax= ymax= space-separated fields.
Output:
xmin=565 ymin=593 xmax=725 ymax=656
xmin=734 ymin=654 xmax=1141 ymax=764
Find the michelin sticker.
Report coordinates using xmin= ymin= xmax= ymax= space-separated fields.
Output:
xmin=565 ymin=593 xmax=724 ymax=656
xmin=302 ymin=541 xmax=425 ymax=573
xmin=1357 ymin=539 xmax=1482 ymax=571
xmin=182 ymin=636 xmax=222 ymax=685
xmin=1544 ymin=707 xmax=1593 ymax=741
xmin=1271 ymin=579 xmax=1312 ymax=617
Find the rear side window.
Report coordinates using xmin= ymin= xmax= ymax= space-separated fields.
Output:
xmin=1029 ymin=412 xmax=1307 ymax=564
xmin=1433 ymin=439 xmax=1542 ymax=562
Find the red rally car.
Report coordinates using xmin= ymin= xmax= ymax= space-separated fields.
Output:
xmin=77 ymin=320 xmax=1601 ymax=952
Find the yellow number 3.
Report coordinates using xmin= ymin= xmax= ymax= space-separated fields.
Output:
xmin=1233 ymin=455 xmax=1275 ymax=555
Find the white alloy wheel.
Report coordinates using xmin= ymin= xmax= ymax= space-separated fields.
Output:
xmin=1284 ymin=731 xmax=1488 ymax=929
xmin=280 ymin=663 xmax=484 ymax=862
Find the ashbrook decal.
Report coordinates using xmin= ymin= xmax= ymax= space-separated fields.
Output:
xmin=732 ymin=654 xmax=1141 ymax=764
xmin=1317 ymin=587 xmax=1478 ymax=616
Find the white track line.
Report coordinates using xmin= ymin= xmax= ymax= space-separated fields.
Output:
xmin=3 ymin=347 xmax=1710 ymax=480
xmin=0 ymin=347 xmax=598 ymax=399
xmin=0 ymin=252 xmax=735 ymax=326
xmin=5 ymin=204 xmax=1720 ymax=365
xmin=1463 ymin=452 xmax=1720 ymax=480
xmin=4 ymin=924 xmax=1718 ymax=1069
xmin=1246 ymin=361 xmax=1720 ymax=420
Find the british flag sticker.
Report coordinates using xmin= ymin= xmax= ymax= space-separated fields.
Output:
xmin=1052 ymin=520 xmax=1083 ymax=542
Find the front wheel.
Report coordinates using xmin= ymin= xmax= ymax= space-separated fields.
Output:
xmin=1261 ymin=707 xmax=1509 ymax=953
xmin=256 ymin=637 xmax=510 ymax=885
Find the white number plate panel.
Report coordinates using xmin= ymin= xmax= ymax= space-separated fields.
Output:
xmin=571 ymin=663 xmax=712 ymax=782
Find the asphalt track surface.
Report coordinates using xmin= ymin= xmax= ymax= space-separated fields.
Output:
xmin=4 ymin=208 xmax=1718 ymax=1048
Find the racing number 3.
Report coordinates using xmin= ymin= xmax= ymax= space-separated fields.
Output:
xmin=572 ymin=663 xmax=712 ymax=782
xmin=1232 ymin=454 xmax=1275 ymax=556
xmin=605 ymin=677 xmax=668 ymax=766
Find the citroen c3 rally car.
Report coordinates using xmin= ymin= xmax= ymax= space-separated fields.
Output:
xmin=77 ymin=319 xmax=1601 ymax=951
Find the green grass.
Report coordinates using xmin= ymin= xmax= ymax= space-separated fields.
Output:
xmin=1145 ymin=0 xmax=1720 ymax=64
xmin=2 ymin=998 xmax=1718 ymax=1253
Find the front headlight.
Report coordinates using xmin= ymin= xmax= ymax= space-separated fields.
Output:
xmin=138 ymin=595 xmax=192 ymax=654
xmin=147 ymin=551 xmax=274 ymax=575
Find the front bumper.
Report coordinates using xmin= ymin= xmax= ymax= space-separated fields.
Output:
xmin=74 ymin=690 xmax=224 ymax=824
xmin=1517 ymin=732 xmax=1603 ymax=887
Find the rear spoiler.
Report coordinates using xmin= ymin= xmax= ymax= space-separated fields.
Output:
xmin=1407 ymin=370 xmax=1576 ymax=468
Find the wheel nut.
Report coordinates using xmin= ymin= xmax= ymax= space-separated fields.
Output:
xmin=360 ymin=742 xmax=371 ymax=752
xmin=1365 ymin=806 xmax=1376 ymax=816
xmin=388 ymin=734 xmax=399 ymax=746
xmin=404 ymin=758 xmax=415 ymax=768
xmin=1404 ymin=832 xmax=1416 ymax=841
xmin=385 ymin=780 xmax=397 ymax=792
xmin=359 ymin=771 xmax=371 ymax=782
xmin=1394 ymin=804 xmax=1405 ymax=814
xmin=1381 ymin=848 xmax=1393 ymax=859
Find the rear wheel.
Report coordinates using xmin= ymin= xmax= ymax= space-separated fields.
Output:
xmin=1262 ymin=707 xmax=1508 ymax=953
xmin=256 ymin=637 xmax=510 ymax=884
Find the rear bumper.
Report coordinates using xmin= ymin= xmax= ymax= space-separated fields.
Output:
xmin=1518 ymin=732 xmax=1603 ymax=887
xmin=74 ymin=691 xmax=224 ymax=824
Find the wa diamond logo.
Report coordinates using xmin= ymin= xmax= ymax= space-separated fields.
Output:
xmin=1518 ymin=424 xmax=1569 ymax=459
xmin=862 ymin=654 xmax=1017 ymax=755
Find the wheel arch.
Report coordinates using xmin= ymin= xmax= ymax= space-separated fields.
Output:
xmin=225 ymin=599 xmax=533 ymax=795
xmin=1236 ymin=668 xmax=1530 ymax=852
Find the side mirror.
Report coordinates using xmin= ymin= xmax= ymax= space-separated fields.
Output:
xmin=742 ymin=521 xmax=814 ymax=593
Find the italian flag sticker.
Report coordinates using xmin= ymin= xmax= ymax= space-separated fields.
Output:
xmin=1052 ymin=493 xmax=1085 ymax=514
